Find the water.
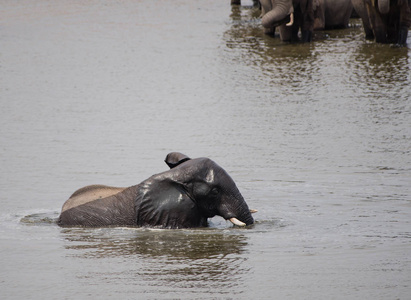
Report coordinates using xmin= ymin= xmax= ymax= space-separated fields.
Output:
xmin=1 ymin=0 xmax=410 ymax=299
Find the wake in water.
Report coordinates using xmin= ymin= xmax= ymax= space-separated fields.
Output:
xmin=18 ymin=210 xmax=285 ymax=231
xmin=20 ymin=211 xmax=60 ymax=226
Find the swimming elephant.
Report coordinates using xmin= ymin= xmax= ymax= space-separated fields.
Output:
xmin=58 ymin=152 xmax=255 ymax=228
xmin=351 ymin=0 xmax=411 ymax=44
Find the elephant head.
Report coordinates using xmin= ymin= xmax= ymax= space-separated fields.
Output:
xmin=58 ymin=152 xmax=255 ymax=228
xmin=260 ymin=0 xmax=294 ymax=29
xmin=135 ymin=152 xmax=254 ymax=228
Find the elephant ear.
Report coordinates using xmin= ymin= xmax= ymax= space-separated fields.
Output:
xmin=134 ymin=178 xmax=206 ymax=228
xmin=164 ymin=152 xmax=191 ymax=169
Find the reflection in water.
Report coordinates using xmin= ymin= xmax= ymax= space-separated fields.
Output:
xmin=351 ymin=43 xmax=410 ymax=100
xmin=347 ymin=44 xmax=411 ymax=160
xmin=225 ymin=5 xmax=319 ymax=95
xmin=224 ymin=6 xmax=410 ymax=105
xmin=61 ymin=228 xmax=250 ymax=296
xmin=62 ymin=228 xmax=248 ymax=258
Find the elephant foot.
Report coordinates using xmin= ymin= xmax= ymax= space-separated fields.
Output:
xmin=301 ymin=30 xmax=313 ymax=43
xmin=397 ymin=27 xmax=409 ymax=45
xmin=374 ymin=27 xmax=387 ymax=43
xmin=264 ymin=27 xmax=276 ymax=36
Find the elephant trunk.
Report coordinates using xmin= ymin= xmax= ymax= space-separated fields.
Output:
xmin=378 ymin=0 xmax=390 ymax=14
xmin=260 ymin=0 xmax=273 ymax=14
xmin=218 ymin=190 xmax=254 ymax=226
xmin=260 ymin=0 xmax=293 ymax=28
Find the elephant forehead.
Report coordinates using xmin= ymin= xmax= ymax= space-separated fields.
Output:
xmin=205 ymin=169 xmax=215 ymax=183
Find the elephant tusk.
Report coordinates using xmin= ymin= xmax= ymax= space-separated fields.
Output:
xmin=230 ymin=218 xmax=246 ymax=227
xmin=286 ymin=13 xmax=294 ymax=27
xmin=250 ymin=209 xmax=258 ymax=213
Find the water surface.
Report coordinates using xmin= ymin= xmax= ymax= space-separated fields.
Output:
xmin=1 ymin=1 xmax=410 ymax=299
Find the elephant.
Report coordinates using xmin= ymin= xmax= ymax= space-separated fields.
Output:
xmin=231 ymin=0 xmax=260 ymax=5
xmin=260 ymin=0 xmax=316 ymax=42
xmin=58 ymin=152 xmax=255 ymax=228
xmin=351 ymin=0 xmax=411 ymax=44
xmin=314 ymin=0 xmax=353 ymax=30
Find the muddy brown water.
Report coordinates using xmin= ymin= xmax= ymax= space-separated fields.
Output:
xmin=1 ymin=1 xmax=410 ymax=299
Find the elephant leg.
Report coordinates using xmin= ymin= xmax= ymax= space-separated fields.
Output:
xmin=264 ymin=26 xmax=276 ymax=36
xmin=382 ymin=1 xmax=410 ymax=45
xmin=386 ymin=10 xmax=398 ymax=43
xmin=299 ymin=0 xmax=315 ymax=42
xmin=271 ymin=0 xmax=315 ymax=43
xmin=292 ymin=25 xmax=300 ymax=41
xmin=301 ymin=29 xmax=312 ymax=42
xmin=279 ymin=24 xmax=293 ymax=41
xmin=363 ymin=23 xmax=375 ymax=40
xmin=398 ymin=0 xmax=411 ymax=44
xmin=313 ymin=0 xmax=325 ymax=30
xmin=397 ymin=26 xmax=409 ymax=44
xmin=365 ymin=2 xmax=387 ymax=43
xmin=281 ymin=7 xmax=302 ymax=42
xmin=352 ymin=0 xmax=374 ymax=39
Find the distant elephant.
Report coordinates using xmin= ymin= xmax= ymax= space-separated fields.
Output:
xmin=351 ymin=0 xmax=411 ymax=44
xmin=260 ymin=0 xmax=316 ymax=42
xmin=58 ymin=152 xmax=255 ymax=228
xmin=231 ymin=0 xmax=260 ymax=5
xmin=314 ymin=0 xmax=353 ymax=30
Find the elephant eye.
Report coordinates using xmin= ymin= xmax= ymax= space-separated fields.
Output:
xmin=210 ymin=188 xmax=219 ymax=196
